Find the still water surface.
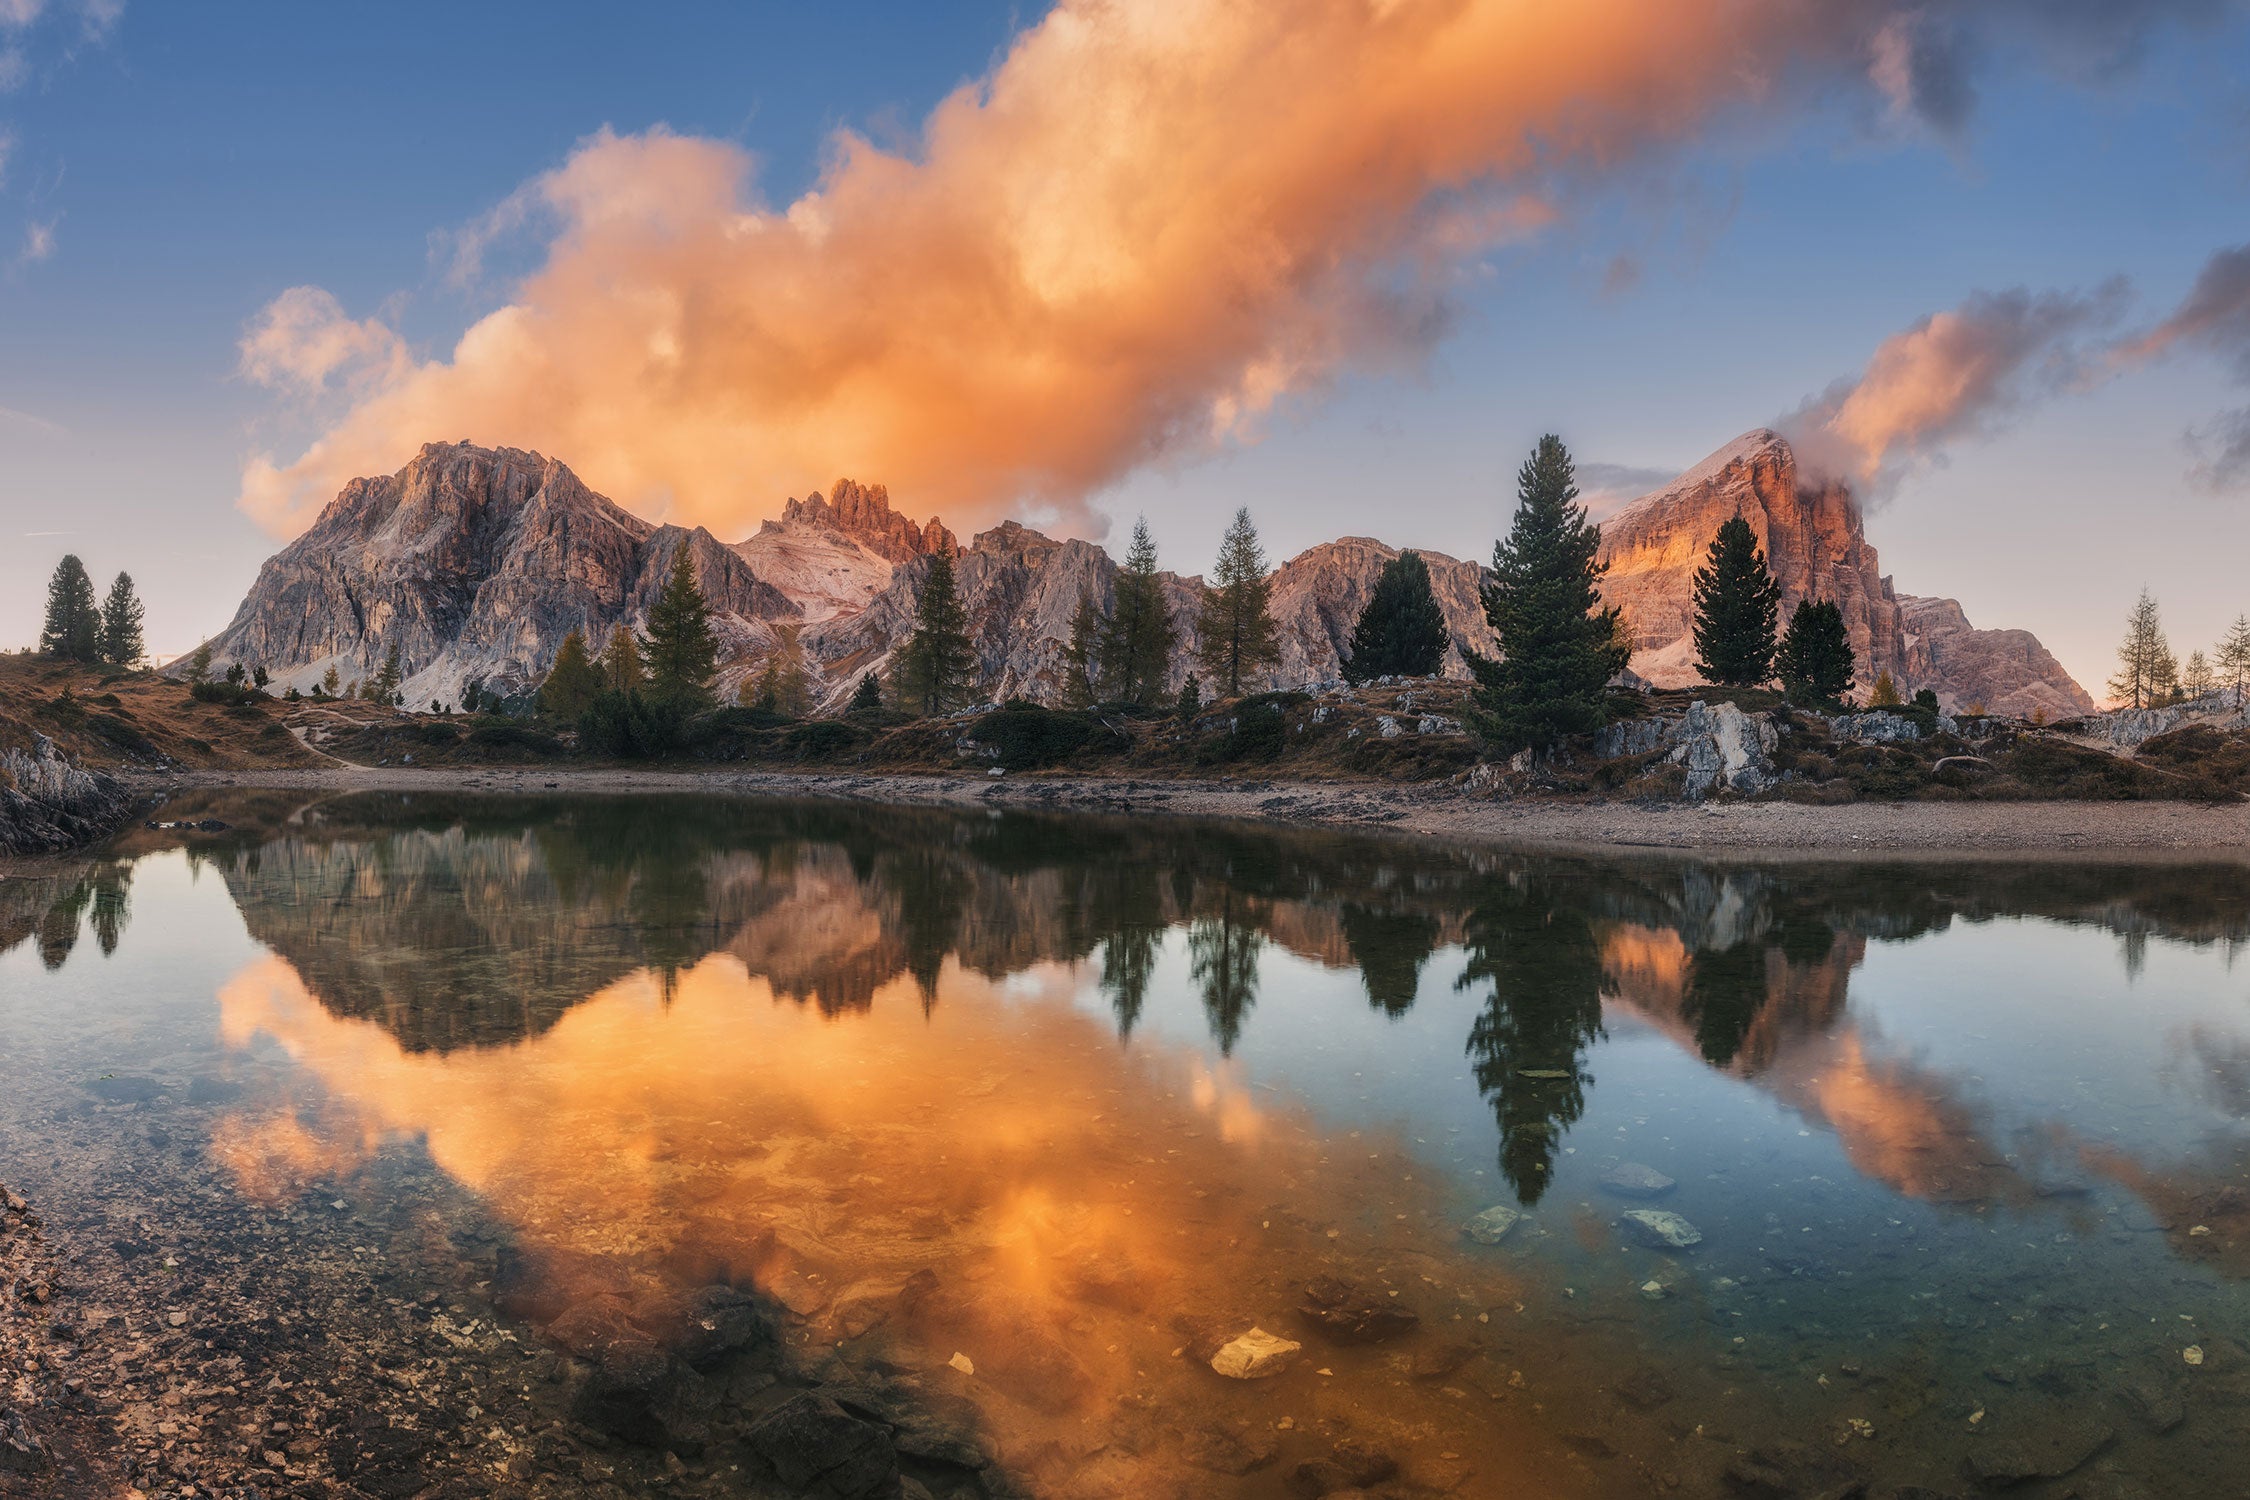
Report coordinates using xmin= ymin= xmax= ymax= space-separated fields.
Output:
xmin=4 ymin=793 xmax=2249 ymax=1497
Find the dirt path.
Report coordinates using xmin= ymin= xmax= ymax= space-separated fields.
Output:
xmin=130 ymin=765 xmax=2250 ymax=860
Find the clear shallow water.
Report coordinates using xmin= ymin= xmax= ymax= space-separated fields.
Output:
xmin=4 ymin=792 xmax=2249 ymax=1498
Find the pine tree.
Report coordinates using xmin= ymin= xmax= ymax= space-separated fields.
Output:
xmin=39 ymin=555 xmax=100 ymax=662
xmin=898 ymin=550 xmax=976 ymax=715
xmin=850 ymin=672 xmax=884 ymax=712
xmin=1175 ymin=674 xmax=1202 ymax=717
xmin=1193 ymin=508 xmax=1281 ymax=698
xmin=1775 ymin=599 xmax=1854 ymax=706
xmin=2183 ymin=648 xmax=2217 ymax=700
xmin=98 ymin=572 xmax=145 ymax=667
xmin=188 ymin=642 xmax=214 ymax=686
xmin=598 ymin=624 xmax=647 ymax=695
xmin=1463 ymin=436 xmax=1629 ymax=754
xmin=644 ymin=547 xmax=719 ymax=710
xmin=1061 ymin=592 xmax=1105 ymax=709
xmin=371 ymin=641 xmax=404 ymax=705
xmin=538 ymin=629 xmax=602 ymax=718
xmin=1343 ymin=549 xmax=1449 ymax=684
xmin=1099 ymin=518 xmax=1175 ymax=707
xmin=1690 ymin=516 xmax=1782 ymax=686
xmin=2108 ymin=588 xmax=2175 ymax=710
xmin=2216 ymin=614 xmax=2250 ymax=706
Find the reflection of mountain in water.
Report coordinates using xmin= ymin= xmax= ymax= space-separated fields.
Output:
xmin=105 ymin=793 xmax=2250 ymax=1211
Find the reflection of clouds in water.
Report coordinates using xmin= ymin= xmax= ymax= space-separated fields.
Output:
xmin=205 ymin=944 xmax=1591 ymax=1495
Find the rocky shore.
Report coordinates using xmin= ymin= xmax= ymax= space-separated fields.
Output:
xmin=0 ymin=1071 xmax=1020 ymax=1500
xmin=135 ymin=763 xmax=2250 ymax=857
xmin=0 ymin=737 xmax=138 ymax=857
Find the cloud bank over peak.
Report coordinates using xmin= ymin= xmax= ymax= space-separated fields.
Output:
xmin=236 ymin=0 xmax=2226 ymax=539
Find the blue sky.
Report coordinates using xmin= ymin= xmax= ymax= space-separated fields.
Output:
xmin=4 ymin=1 xmax=2248 ymax=695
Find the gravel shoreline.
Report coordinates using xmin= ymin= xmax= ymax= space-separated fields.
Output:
xmin=130 ymin=765 xmax=2250 ymax=861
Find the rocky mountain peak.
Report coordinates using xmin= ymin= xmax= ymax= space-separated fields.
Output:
xmin=772 ymin=479 xmax=956 ymax=564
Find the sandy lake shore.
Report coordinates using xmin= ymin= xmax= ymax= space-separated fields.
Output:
xmin=126 ymin=764 xmax=2250 ymax=861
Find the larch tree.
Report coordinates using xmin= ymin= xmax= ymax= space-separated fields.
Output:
xmin=598 ymin=624 xmax=647 ymax=695
xmin=39 ymin=555 xmax=101 ymax=662
xmin=1061 ymin=592 xmax=1105 ymax=709
xmin=644 ymin=547 xmax=720 ymax=710
xmin=1689 ymin=515 xmax=1782 ymax=686
xmin=1098 ymin=518 xmax=1175 ymax=707
xmin=1193 ymin=508 xmax=1282 ymax=699
xmin=537 ymin=628 xmax=602 ymax=718
xmin=1343 ymin=549 xmax=1450 ymax=684
xmin=98 ymin=572 xmax=145 ymax=667
xmin=1868 ymin=670 xmax=1902 ymax=708
xmin=2216 ymin=614 xmax=2250 ymax=705
xmin=370 ymin=642 xmax=404 ymax=705
xmin=1774 ymin=599 xmax=1854 ymax=707
xmin=1463 ymin=435 xmax=1629 ymax=754
xmin=2108 ymin=588 xmax=2176 ymax=710
xmin=2182 ymin=648 xmax=2217 ymax=699
xmin=898 ymin=549 xmax=976 ymax=715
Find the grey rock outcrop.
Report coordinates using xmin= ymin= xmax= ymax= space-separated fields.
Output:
xmin=0 ymin=736 xmax=133 ymax=855
xmin=1595 ymin=702 xmax=1775 ymax=798
xmin=1828 ymin=710 xmax=1920 ymax=743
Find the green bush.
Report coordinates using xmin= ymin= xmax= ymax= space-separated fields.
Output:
xmin=467 ymin=722 xmax=564 ymax=756
xmin=976 ymin=706 xmax=1124 ymax=769
xmin=189 ymin=679 xmax=264 ymax=706
xmin=787 ymin=720 xmax=872 ymax=761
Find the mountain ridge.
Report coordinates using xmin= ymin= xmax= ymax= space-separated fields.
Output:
xmin=198 ymin=432 xmax=2091 ymax=719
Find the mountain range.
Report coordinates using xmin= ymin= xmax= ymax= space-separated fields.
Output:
xmin=199 ymin=430 xmax=2091 ymax=719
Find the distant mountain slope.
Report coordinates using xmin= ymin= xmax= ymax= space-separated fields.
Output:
xmin=202 ymin=443 xmax=794 ymax=707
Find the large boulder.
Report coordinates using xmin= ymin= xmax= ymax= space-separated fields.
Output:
xmin=1666 ymin=701 xmax=1776 ymax=798
xmin=0 ymin=736 xmax=133 ymax=855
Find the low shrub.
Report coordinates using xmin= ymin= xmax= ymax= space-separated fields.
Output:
xmin=976 ymin=706 xmax=1124 ymax=769
xmin=189 ymin=679 xmax=265 ymax=706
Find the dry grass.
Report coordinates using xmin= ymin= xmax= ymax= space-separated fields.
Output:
xmin=0 ymin=653 xmax=328 ymax=771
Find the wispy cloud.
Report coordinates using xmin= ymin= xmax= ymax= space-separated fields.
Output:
xmin=0 ymin=402 xmax=63 ymax=435
xmin=0 ymin=1 xmax=45 ymax=30
xmin=16 ymin=214 xmax=54 ymax=264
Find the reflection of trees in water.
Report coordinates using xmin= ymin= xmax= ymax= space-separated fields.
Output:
xmin=1189 ymin=891 xmax=1264 ymax=1057
xmin=0 ymin=860 xmax=132 ymax=971
xmin=101 ymin=789 xmax=2250 ymax=1080
xmin=1457 ymin=873 xmax=1607 ymax=1206
xmin=1339 ymin=904 xmax=1440 ymax=1016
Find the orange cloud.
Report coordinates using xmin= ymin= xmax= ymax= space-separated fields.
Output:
xmin=1782 ymin=283 xmax=2128 ymax=494
xmin=234 ymin=0 xmax=1997 ymax=539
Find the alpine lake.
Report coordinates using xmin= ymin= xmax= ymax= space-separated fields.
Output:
xmin=4 ymin=790 xmax=2247 ymax=1500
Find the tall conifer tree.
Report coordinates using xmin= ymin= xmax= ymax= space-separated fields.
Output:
xmin=39 ymin=555 xmax=100 ymax=662
xmin=899 ymin=550 xmax=976 ymax=714
xmin=2216 ymin=614 xmax=2250 ymax=705
xmin=1464 ymin=436 xmax=1628 ymax=753
xmin=1775 ymin=598 xmax=1854 ymax=707
xmin=2108 ymin=588 xmax=2176 ymax=710
xmin=599 ymin=625 xmax=647 ymax=694
xmin=1343 ymin=549 xmax=1449 ymax=683
xmin=538 ymin=628 xmax=602 ymax=718
xmin=644 ymin=547 xmax=720 ymax=710
xmin=98 ymin=572 xmax=145 ymax=667
xmin=1099 ymin=518 xmax=1175 ymax=706
xmin=1690 ymin=516 xmax=1781 ymax=686
xmin=1193 ymin=508 xmax=1281 ymax=698
xmin=1061 ymin=592 xmax=1104 ymax=709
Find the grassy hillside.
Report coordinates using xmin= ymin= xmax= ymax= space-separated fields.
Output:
xmin=0 ymin=654 xmax=327 ymax=771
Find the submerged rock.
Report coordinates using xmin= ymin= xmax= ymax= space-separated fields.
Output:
xmin=1464 ymin=1204 xmax=1528 ymax=1243
xmin=1620 ymin=1209 xmax=1703 ymax=1250
xmin=1597 ymin=1162 xmax=1676 ymax=1199
xmin=1962 ymin=1420 xmax=2113 ymax=1489
xmin=744 ymin=1392 xmax=900 ymax=1498
xmin=1289 ymin=1438 xmax=1398 ymax=1495
xmin=1211 ymin=1327 xmax=1303 ymax=1379
xmin=1296 ymin=1276 xmax=1418 ymax=1344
